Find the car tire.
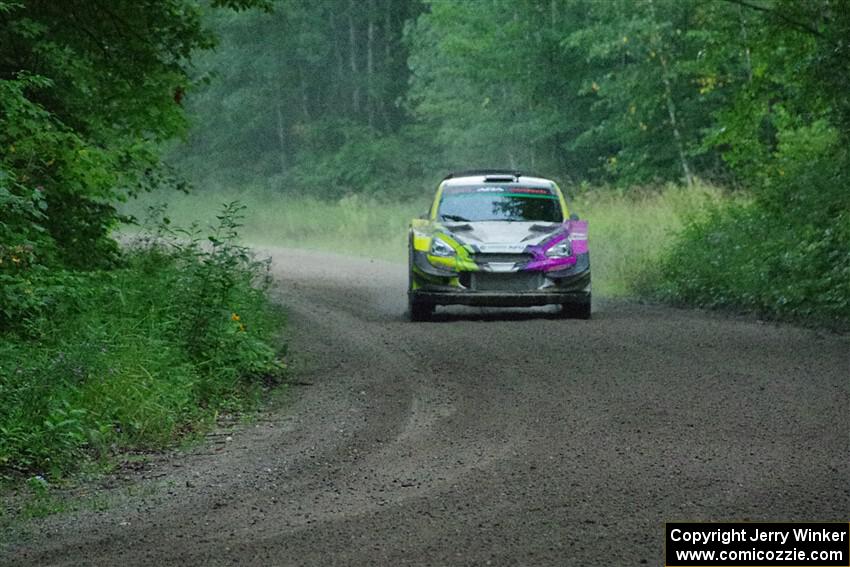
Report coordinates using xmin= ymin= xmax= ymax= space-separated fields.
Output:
xmin=408 ymin=243 xmax=433 ymax=321
xmin=407 ymin=245 xmax=415 ymax=292
xmin=409 ymin=295 xmax=433 ymax=322
xmin=560 ymin=295 xmax=591 ymax=320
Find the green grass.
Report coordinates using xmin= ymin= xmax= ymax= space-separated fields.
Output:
xmin=123 ymin=183 xmax=720 ymax=297
xmin=572 ymin=183 xmax=722 ymax=296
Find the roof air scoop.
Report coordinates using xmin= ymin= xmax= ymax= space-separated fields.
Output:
xmin=443 ymin=169 xmax=534 ymax=181
xmin=483 ymin=174 xmax=517 ymax=182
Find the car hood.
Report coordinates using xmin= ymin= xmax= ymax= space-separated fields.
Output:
xmin=442 ymin=221 xmax=563 ymax=249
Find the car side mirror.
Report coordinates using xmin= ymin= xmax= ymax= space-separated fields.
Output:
xmin=569 ymin=213 xmax=579 ymax=221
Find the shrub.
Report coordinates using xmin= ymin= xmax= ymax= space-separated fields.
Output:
xmin=0 ymin=202 xmax=284 ymax=478
xmin=653 ymin=115 xmax=850 ymax=325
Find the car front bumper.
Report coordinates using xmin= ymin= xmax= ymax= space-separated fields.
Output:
xmin=410 ymin=251 xmax=590 ymax=307
xmin=410 ymin=289 xmax=589 ymax=307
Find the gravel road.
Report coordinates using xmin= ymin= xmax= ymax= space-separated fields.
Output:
xmin=4 ymin=248 xmax=849 ymax=566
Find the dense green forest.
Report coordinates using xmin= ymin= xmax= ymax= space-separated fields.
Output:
xmin=1 ymin=0 xmax=848 ymax=480
xmin=0 ymin=0 xmax=284 ymax=480
xmin=181 ymin=0 xmax=848 ymax=189
xmin=177 ymin=0 xmax=849 ymax=320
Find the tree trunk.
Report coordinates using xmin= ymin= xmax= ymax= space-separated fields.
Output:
xmin=274 ymin=79 xmax=287 ymax=177
xmin=648 ymin=0 xmax=694 ymax=187
xmin=299 ymin=65 xmax=311 ymax=122
xmin=348 ymin=0 xmax=361 ymax=115
xmin=367 ymin=0 xmax=375 ymax=128
xmin=330 ymin=11 xmax=345 ymax=107
xmin=379 ymin=0 xmax=392 ymax=130
xmin=737 ymin=3 xmax=754 ymax=83
xmin=384 ymin=0 xmax=392 ymax=63
xmin=658 ymin=53 xmax=694 ymax=187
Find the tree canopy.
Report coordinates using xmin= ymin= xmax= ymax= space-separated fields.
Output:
xmin=173 ymin=0 xmax=850 ymax=199
xmin=0 ymin=0 xmax=267 ymax=270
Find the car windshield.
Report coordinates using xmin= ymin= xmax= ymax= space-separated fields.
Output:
xmin=437 ymin=186 xmax=563 ymax=223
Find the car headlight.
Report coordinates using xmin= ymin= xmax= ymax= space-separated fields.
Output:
xmin=545 ymin=241 xmax=571 ymax=257
xmin=430 ymin=236 xmax=456 ymax=257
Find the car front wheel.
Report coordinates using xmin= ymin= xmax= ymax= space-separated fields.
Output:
xmin=560 ymin=294 xmax=591 ymax=319
xmin=408 ymin=294 xmax=434 ymax=322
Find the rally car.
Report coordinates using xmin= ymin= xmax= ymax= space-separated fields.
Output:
xmin=408 ymin=170 xmax=591 ymax=321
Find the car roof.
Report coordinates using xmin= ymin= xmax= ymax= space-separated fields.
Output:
xmin=442 ymin=170 xmax=556 ymax=189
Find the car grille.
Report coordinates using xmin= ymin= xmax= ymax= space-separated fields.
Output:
xmin=470 ymin=272 xmax=543 ymax=292
xmin=473 ymin=253 xmax=533 ymax=265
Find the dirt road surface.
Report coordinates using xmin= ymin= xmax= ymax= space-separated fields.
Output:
xmin=3 ymin=249 xmax=849 ymax=566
